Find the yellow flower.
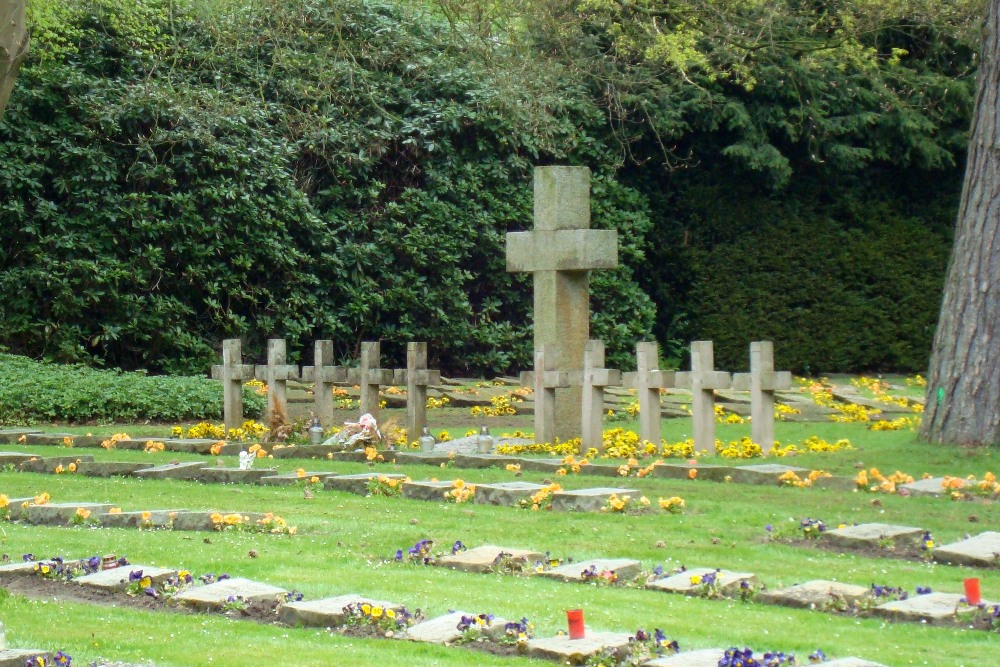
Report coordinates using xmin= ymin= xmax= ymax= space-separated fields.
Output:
xmin=639 ymin=496 xmax=650 ymax=506
xmin=688 ymin=469 xmax=698 ymax=479
xmin=34 ymin=492 xmax=50 ymax=505
xmin=109 ymin=507 xmax=121 ymax=514
xmin=386 ymin=608 xmax=396 ymax=619
xmin=0 ymin=494 xmax=7 ymax=509
xmin=141 ymin=511 xmax=152 ymax=522
xmin=309 ymin=476 xmax=320 ymax=484
xmin=371 ymin=606 xmax=383 ymax=618
xmin=75 ymin=507 xmax=91 ymax=520
xmin=62 ymin=436 xmax=73 ymax=446
xmin=361 ymin=603 xmax=371 ymax=615
xmin=54 ymin=465 xmax=64 ymax=474
xmin=68 ymin=462 xmax=77 ymax=472
xmin=296 ymin=468 xmax=306 ymax=478
xmin=210 ymin=512 xmax=223 ymax=524
xmin=690 ymin=575 xmax=702 ymax=585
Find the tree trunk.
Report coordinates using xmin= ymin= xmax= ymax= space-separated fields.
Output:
xmin=921 ymin=0 xmax=1000 ymax=445
xmin=0 ymin=0 xmax=29 ymax=117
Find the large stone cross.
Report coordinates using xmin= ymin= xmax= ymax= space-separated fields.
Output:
xmin=623 ymin=342 xmax=676 ymax=447
xmin=676 ymin=341 xmax=732 ymax=454
xmin=733 ymin=341 xmax=792 ymax=454
xmin=346 ymin=341 xmax=394 ymax=424
xmin=211 ymin=339 xmax=255 ymax=431
xmin=406 ymin=342 xmax=441 ymax=444
xmin=302 ymin=340 xmax=347 ymax=428
xmin=254 ymin=339 xmax=300 ymax=424
xmin=579 ymin=340 xmax=621 ymax=454
xmin=507 ymin=166 xmax=618 ymax=441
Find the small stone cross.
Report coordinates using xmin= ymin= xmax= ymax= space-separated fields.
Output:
xmin=346 ymin=342 xmax=394 ymax=424
xmin=579 ymin=340 xmax=621 ymax=454
xmin=506 ymin=166 xmax=618 ymax=441
xmin=733 ymin=341 xmax=792 ymax=454
xmin=302 ymin=340 xmax=347 ymax=428
xmin=676 ymin=341 xmax=732 ymax=454
xmin=211 ymin=339 xmax=256 ymax=431
xmin=623 ymin=342 xmax=676 ymax=447
xmin=406 ymin=342 xmax=441 ymax=445
xmin=254 ymin=339 xmax=300 ymax=424
xmin=520 ymin=344 xmax=569 ymax=446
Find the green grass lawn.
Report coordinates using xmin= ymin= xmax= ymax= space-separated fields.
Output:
xmin=0 ymin=414 xmax=996 ymax=666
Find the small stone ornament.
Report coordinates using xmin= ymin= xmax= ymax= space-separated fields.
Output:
xmin=238 ymin=450 xmax=254 ymax=471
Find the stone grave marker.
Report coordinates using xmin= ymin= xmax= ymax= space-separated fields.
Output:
xmin=474 ymin=481 xmax=547 ymax=507
xmin=0 ymin=452 xmax=35 ymax=465
xmin=0 ymin=650 xmax=53 ymax=667
xmin=932 ymin=531 xmax=1000 ymax=567
xmin=134 ymin=461 xmax=207 ymax=480
xmin=169 ymin=510 xmax=266 ymax=532
xmin=258 ymin=472 xmax=336 ymax=486
xmin=643 ymin=649 xmax=731 ymax=667
xmin=550 ymin=487 xmax=639 ymax=512
xmin=0 ymin=429 xmax=40 ymax=444
xmin=579 ymin=340 xmax=621 ymax=454
xmin=454 ymin=453 xmax=523 ymax=468
xmin=23 ymin=432 xmax=78 ymax=446
xmin=173 ymin=576 xmax=287 ymax=611
xmin=507 ymin=166 xmax=618 ymax=441
xmin=301 ymin=339 xmax=347 ymax=428
xmin=392 ymin=451 xmax=454 ymax=467
xmin=100 ymin=510 xmax=184 ymax=529
xmin=195 ymin=467 xmax=277 ymax=484
xmin=725 ymin=463 xmax=809 ymax=485
xmin=898 ymin=477 xmax=949 ymax=497
xmin=278 ymin=594 xmax=403 ymax=627
xmin=405 ymin=611 xmax=511 ymax=644
xmin=525 ymin=344 xmax=570 ymax=446
xmin=823 ymin=523 xmax=925 ymax=551
xmin=255 ymin=338 xmax=300 ymax=425
xmin=269 ymin=444 xmax=341 ymax=459
xmin=346 ymin=341 xmax=394 ymax=425
xmin=211 ymin=339 xmax=256 ymax=431
xmin=623 ymin=341 xmax=675 ymax=447
xmin=873 ymin=591 xmax=992 ymax=625
xmin=757 ymin=580 xmax=871 ymax=609
xmin=76 ymin=565 xmax=176 ymax=591
xmin=650 ymin=463 xmax=735 ymax=483
xmin=406 ymin=342 xmax=441 ymax=444
xmin=675 ymin=341 xmax=732 ymax=454
xmin=540 ymin=558 xmax=642 ymax=583
xmin=518 ymin=458 xmax=568 ymax=473
xmin=647 ymin=567 xmax=756 ymax=596
xmin=401 ymin=480 xmax=458 ymax=502
xmin=436 ymin=545 xmax=544 ymax=574
xmin=731 ymin=341 xmax=792 ymax=453
xmin=0 ymin=560 xmax=53 ymax=574
xmin=75 ymin=461 xmax=153 ymax=477
xmin=26 ymin=503 xmax=112 ymax=525
xmin=822 ymin=660 xmax=890 ymax=667
xmin=527 ymin=631 xmax=633 ymax=664
xmin=19 ymin=454 xmax=94 ymax=473
xmin=324 ymin=472 xmax=409 ymax=496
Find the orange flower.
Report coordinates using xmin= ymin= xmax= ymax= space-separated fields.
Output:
xmin=688 ymin=468 xmax=698 ymax=479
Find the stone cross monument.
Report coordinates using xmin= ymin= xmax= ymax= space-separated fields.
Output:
xmin=506 ymin=166 xmax=618 ymax=440
xmin=211 ymin=339 xmax=255 ymax=431
xmin=676 ymin=341 xmax=732 ymax=454
xmin=733 ymin=341 xmax=792 ymax=454
xmin=623 ymin=341 xmax=675 ymax=447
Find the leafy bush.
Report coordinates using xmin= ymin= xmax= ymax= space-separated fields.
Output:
xmin=0 ymin=354 xmax=265 ymax=425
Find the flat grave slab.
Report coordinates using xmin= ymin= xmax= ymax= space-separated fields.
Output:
xmin=647 ymin=568 xmax=756 ymax=596
xmin=0 ymin=560 xmax=53 ymax=574
xmin=19 ymin=455 xmax=94 ymax=473
xmin=26 ymin=502 xmax=113 ymax=525
xmin=328 ymin=450 xmax=396 ymax=464
xmin=76 ymin=461 xmax=154 ymax=477
xmin=324 ymin=473 xmax=409 ymax=495
xmin=134 ymin=462 xmax=207 ymax=480
xmin=757 ymin=580 xmax=871 ymax=610
xmin=873 ymin=591 xmax=992 ymax=625
xmin=270 ymin=444 xmax=343 ymax=459
xmin=401 ymin=480 xmax=458 ymax=502
xmin=933 ymin=531 xmax=1000 ymax=567
xmin=173 ymin=576 xmax=287 ymax=611
xmin=258 ymin=472 xmax=336 ymax=486
xmin=0 ymin=650 xmax=52 ymax=667
xmin=392 ymin=451 xmax=454 ymax=467
xmin=99 ymin=510 xmax=185 ymax=529
xmin=823 ymin=660 xmax=889 ymax=667
xmin=0 ymin=452 xmax=36 ymax=465
xmin=76 ymin=565 xmax=176 ymax=591
xmin=823 ymin=523 xmax=925 ymax=551
xmin=169 ymin=510 xmax=265 ymax=532
xmin=195 ymin=467 xmax=277 ymax=484
xmin=406 ymin=610 xmax=511 ymax=644
xmin=898 ymin=477 xmax=949 ymax=497
xmin=550 ymin=487 xmax=639 ymax=513
xmin=454 ymin=453 xmax=523 ymax=468
xmin=726 ymin=464 xmax=809 ymax=485
xmin=527 ymin=631 xmax=633 ymax=664
xmin=540 ymin=558 xmax=643 ymax=583
xmin=474 ymin=482 xmax=547 ymax=507
xmin=577 ymin=463 xmax=622 ymax=477
xmin=649 ymin=464 xmax=733 ymax=483
xmin=278 ymin=594 xmax=402 ymax=628
xmin=518 ymin=458 xmax=567 ymax=473
xmin=0 ymin=429 xmax=41 ymax=444
xmin=23 ymin=433 xmax=78 ymax=446
xmin=643 ymin=649 xmax=728 ymax=667
xmin=436 ymin=545 xmax=544 ymax=574
xmin=116 ymin=438 xmax=218 ymax=453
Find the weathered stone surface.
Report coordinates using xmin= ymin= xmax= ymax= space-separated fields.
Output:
xmin=168 ymin=511 xmax=265 ymax=532
xmin=25 ymin=503 xmax=112 ymax=525
xmin=823 ymin=523 xmax=925 ymax=551
xmin=649 ymin=464 xmax=734 ymax=483
xmin=99 ymin=510 xmax=184 ymax=529
xmin=757 ymin=580 xmax=871 ymax=610
xmin=392 ymin=451 xmax=454 ymax=467
xmin=898 ymin=477 xmax=949 ymax=497
xmin=647 ymin=568 xmax=756 ymax=595
xmin=873 ymin=592 xmax=992 ymax=625
xmin=474 ymin=482 xmax=547 ymax=507
xmin=23 ymin=433 xmax=78 ymax=446
xmin=933 ymin=531 xmax=1000 ymax=567
xmin=76 ymin=461 xmax=153 ymax=477
xmin=518 ymin=458 xmax=567 ymax=473
xmin=436 ymin=545 xmax=544 ymax=574
xmin=257 ymin=472 xmax=336 ymax=486
xmin=0 ymin=429 xmax=41 ymax=444
xmin=527 ymin=631 xmax=633 ymax=665
xmin=577 ymin=463 xmax=623 ymax=477
xmin=643 ymin=649 xmax=728 ymax=667
xmin=134 ymin=462 xmax=207 ymax=480
xmin=0 ymin=650 xmax=53 ymax=667
xmin=401 ymin=480 xmax=458 ymax=502
xmin=454 ymin=453 xmax=523 ymax=469
xmin=726 ymin=464 xmax=808 ymax=485
xmin=324 ymin=473 xmax=409 ymax=495
xmin=19 ymin=455 xmax=94 ymax=473
xmin=0 ymin=452 xmax=35 ymax=465
xmin=270 ymin=444 xmax=343 ymax=459
xmin=0 ymin=560 xmax=48 ymax=573
xmin=116 ymin=438 xmax=218 ymax=453
xmin=540 ymin=558 xmax=643 ymax=583
xmin=278 ymin=594 xmax=402 ymax=628
xmin=328 ymin=450 xmax=396 ymax=464
xmin=195 ymin=467 xmax=277 ymax=484
xmin=76 ymin=565 xmax=176 ymax=590
xmin=406 ymin=611 xmax=511 ymax=644
xmin=173 ymin=577 xmax=287 ymax=610
xmin=550 ymin=487 xmax=639 ymax=512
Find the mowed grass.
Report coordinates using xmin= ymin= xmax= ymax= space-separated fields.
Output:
xmin=0 ymin=417 xmax=997 ymax=667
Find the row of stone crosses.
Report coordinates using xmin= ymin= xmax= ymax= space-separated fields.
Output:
xmin=212 ymin=337 xmax=791 ymax=455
